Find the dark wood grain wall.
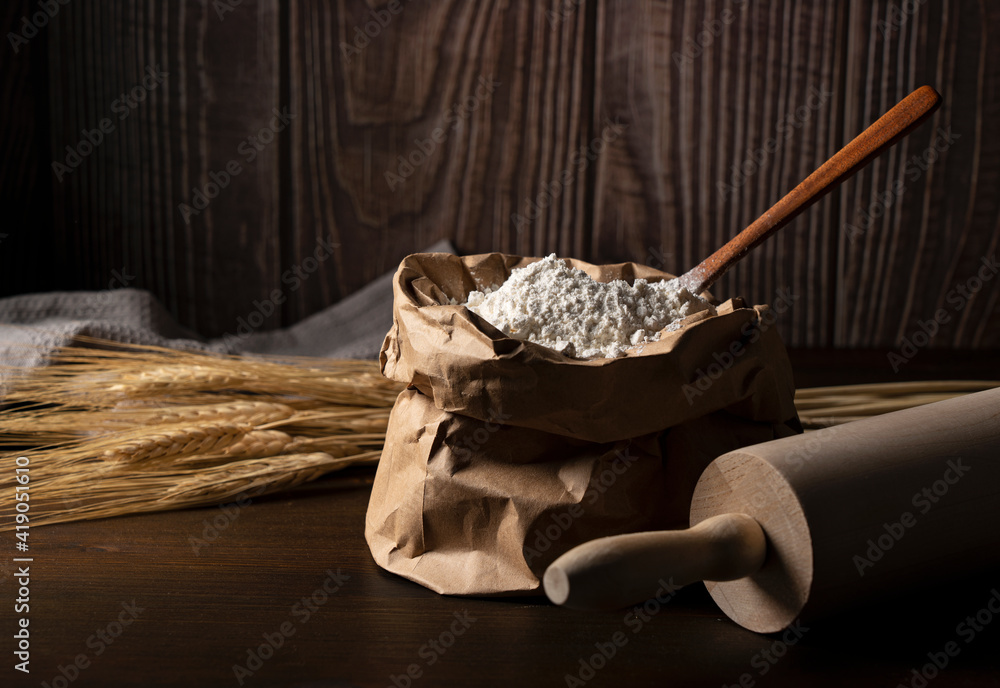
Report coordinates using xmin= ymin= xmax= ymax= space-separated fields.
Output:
xmin=286 ymin=0 xmax=595 ymax=323
xmin=2 ymin=0 xmax=998 ymax=351
xmin=44 ymin=0 xmax=285 ymax=334
xmin=1 ymin=0 xmax=55 ymax=298
xmin=837 ymin=0 xmax=1000 ymax=350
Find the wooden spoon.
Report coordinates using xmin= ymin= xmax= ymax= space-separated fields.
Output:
xmin=677 ymin=85 xmax=941 ymax=295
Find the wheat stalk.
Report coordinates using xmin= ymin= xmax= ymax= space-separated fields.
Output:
xmin=794 ymin=380 xmax=999 ymax=399
xmin=0 ymin=400 xmax=296 ymax=442
xmin=794 ymin=380 xmax=1000 ymax=429
xmin=114 ymin=400 xmax=296 ymax=427
xmin=1 ymin=335 xmax=400 ymax=411
xmin=102 ymin=422 xmax=253 ymax=463
xmin=0 ymin=336 xmax=403 ymax=530
xmin=178 ymin=429 xmax=301 ymax=462
xmin=6 ymin=452 xmax=376 ymax=529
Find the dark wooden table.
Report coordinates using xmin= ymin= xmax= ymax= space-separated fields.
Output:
xmin=5 ymin=351 xmax=1000 ymax=688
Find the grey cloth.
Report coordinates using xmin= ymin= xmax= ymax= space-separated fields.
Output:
xmin=0 ymin=240 xmax=455 ymax=387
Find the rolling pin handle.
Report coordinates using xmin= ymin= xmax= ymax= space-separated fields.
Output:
xmin=543 ymin=513 xmax=767 ymax=611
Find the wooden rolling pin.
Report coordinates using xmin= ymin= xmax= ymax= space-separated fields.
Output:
xmin=544 ymin=387 xmax=1000 ymax=632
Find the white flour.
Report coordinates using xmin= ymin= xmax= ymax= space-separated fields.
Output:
xmin=464 ymin=254 xmax=714 ymax=359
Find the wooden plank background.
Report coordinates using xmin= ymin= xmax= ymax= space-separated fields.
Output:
xmin=44 ymin=0 xmax=284 ymax=334
xmin=0 ymin=0 xmax=55 ymax=298
xmin=2 ymin=0 xmax=998 ymax=351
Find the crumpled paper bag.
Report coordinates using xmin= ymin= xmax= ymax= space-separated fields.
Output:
xmin=366 ymin=252 xmax=800 ymax=595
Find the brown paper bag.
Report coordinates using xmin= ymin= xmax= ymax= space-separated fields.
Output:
xmin=366 ymin=252 xmax=800 ymax=595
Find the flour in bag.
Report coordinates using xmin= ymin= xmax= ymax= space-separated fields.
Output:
xmin=464 ymin=254 xmax=714 ymax=359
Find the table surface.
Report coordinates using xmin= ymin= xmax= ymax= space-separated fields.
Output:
xmin=5 ymin=350 xmax=1000 ymax=688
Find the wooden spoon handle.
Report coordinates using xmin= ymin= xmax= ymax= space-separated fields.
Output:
xmin=543 ymin=513 xmax=766 ymax=611
xmin=679 ymin=85 xmax=941 ymax=295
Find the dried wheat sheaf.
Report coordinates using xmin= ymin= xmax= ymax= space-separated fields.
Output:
xmin=0 ymin=337 xmax=403 ymax=529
